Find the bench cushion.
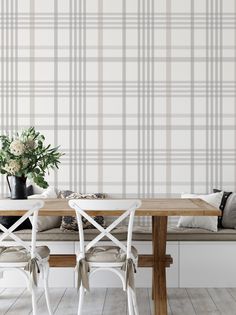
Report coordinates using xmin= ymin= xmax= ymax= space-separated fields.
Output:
xmin=167 ymin=226 xmax=236 ymax=241
xmin=2 ymin=226 xmax=236 ymax=242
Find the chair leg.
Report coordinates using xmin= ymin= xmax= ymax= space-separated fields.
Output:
xmin=77 ymin=285 xmax=85 ymax=315
xmin=131 ymin=288 xmax=139 ymax=315
xmin=43 ymin=263 xmax=53 ymax=315
xmin=127 ymin=287 xmax=134 ymax=315
xmin=31 ymin=285 xmax=37 ymax=315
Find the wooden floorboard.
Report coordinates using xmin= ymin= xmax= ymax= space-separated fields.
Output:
xmin=82 ymin=288 xmax=107 ymax=315
xmin=0 ymin=288 xmax=25 ymax=315
xmin=227 ymin=287 xmax=236 ymax=303
xmin=54 ymin=288 xmax=78 ymax=315
xmin=187 ymin=288 xmax=220 ymax=315
xmin=136 ymin=288 xmax=151 ymax=315
xmin=102 ymin=288 xmax=127 ymax=315
xmin=208 ymin=288 xmax=236 ymax=315
xmin=5 ymin=288 xmax=43 ymax=315
xmin=30 ymin=288 xmax=66 ymax=315
xmin=3 ymin=287 xmax=236 ymax=314
xmin=168 ymin=288 xmax=196 ymax=315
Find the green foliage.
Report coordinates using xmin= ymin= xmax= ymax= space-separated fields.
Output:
xmin=0 ymin=126 xmax=64 ymax=188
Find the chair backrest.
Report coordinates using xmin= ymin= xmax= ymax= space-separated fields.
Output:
xmin=69 ymin=199 xmax=142 ymax=261
xmin=0 ymin=200 xmax=44 ymax=259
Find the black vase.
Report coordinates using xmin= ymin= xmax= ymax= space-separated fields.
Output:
xmin=6 ymin=175 xmax=28 ymax=199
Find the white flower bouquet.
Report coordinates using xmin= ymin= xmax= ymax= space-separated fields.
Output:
xmin=0 ymin=127 xmax=63 ymax=188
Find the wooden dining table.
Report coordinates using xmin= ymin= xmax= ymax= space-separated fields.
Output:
xmin=0 ymin=198 xmax=221 ymax=315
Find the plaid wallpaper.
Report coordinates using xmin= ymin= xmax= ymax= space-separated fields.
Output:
xmin=0 ymin=0 xmax=236 ymax=198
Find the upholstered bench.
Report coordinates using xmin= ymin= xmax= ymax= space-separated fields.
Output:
xmin=1 ymin=226 xmax=236 ymax=288
xmin=4 ymin=225 xmax=236 ymax=242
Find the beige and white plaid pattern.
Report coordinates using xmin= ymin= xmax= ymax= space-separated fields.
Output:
xmin=0 ymin=0 xmax=235 ymax=225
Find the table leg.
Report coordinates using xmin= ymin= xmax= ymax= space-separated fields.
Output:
xmin=152 ymin=216 xmax=168 ymax=315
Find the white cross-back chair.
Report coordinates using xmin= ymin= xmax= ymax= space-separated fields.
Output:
xmin=0 ymin=200 xmax=52 ymax=315
xmin=69 ymin=199 xmax=142 ymax=315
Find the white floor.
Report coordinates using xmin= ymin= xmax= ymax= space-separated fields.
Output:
xmin=1 ymin=287 xmax=236 ymax=315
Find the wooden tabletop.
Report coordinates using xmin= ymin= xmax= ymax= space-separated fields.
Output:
xmin=0 ymin=198 xmax=221 ymax=216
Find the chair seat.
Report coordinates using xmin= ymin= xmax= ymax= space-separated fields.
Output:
xmin=0 ymin=246 xmax=50 ymax=263
xmin=85 ymin=245 xmax=138 ymax=263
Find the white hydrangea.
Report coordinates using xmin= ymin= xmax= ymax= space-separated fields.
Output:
xmin=9 ymin=140 xmax=25 ymax=156
xmin=4 ymin=160 xmax=21 ymax=175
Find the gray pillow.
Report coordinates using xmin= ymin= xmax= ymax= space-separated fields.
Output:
xmin=59 ymin=192 xmax=106 ymax=232
xmin=222 ymin=192 xmax=236 ymax=229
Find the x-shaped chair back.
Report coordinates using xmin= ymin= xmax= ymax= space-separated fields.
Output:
xmin=0 ymin=200 xmax=44 ymax=260
xmin=69 ymin=199 xmax=141 ymax=261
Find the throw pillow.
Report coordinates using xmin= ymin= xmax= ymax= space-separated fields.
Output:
xmin=220 ymin=192 xmax=236 ymax=229
xmin=28 ymin=186 xmax=61 ymax=232
xmin=213 ymin=189 xmax=232 ymax=227
xmin=0 ymin=185 xmax=34 ymax=231
xmin=58 ymin=190 xmax=74 ymax=199
xmin=177 ymin=192 xmax=223 ymax=232
xmin=60 ymin=192 xmax=106 ymax=231
xmin=26 ymin=185 xmax=34 ymax=196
